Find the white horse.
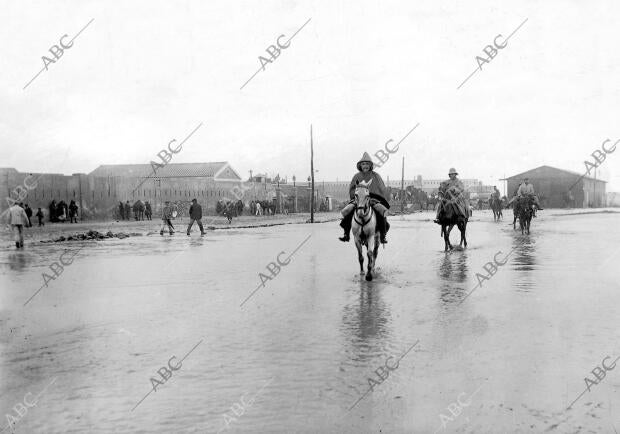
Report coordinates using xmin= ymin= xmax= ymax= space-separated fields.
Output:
xmin=352 ymin=180 xmax=380 ymax=281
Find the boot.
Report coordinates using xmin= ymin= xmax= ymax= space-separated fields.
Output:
xmin=380 ymin=218 xmax=390 ymax=244
xmin=339 ymin=212 xmax=353 ymax=242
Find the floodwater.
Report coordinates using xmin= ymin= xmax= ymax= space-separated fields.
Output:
xmin=1 ymin=210 xmax=620 ymax=433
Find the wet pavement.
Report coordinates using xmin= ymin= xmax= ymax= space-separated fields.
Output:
xmin=1 ymin=210 xmax=620 ymax=433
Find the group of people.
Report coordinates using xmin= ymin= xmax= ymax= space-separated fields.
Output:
xmin=217 ymin=199 xmax=245 ymax=221
xmin=159 ymin=199 xmax=205 ymax=237
xmin=118 ymin=200 xmax=153 ymax=221
xmin=336 ymin=153 xmax=545 ymax=244
xmin=48 ymin=200 xmax=79 ymax=223
xmin=249 ymin=200 xmax=276 ymax=216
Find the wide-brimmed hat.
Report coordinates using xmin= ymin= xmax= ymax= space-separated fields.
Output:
xmin=448 ymin=167 xmax=458 ymax=175
xmin=356 ymin=152 xmax=374 ymax=171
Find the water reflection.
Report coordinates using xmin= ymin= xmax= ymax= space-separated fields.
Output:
xmin=437 ymin=251 xmax=469 ymax=304
xmin=6 ymin=252 xmax=32 ymax=272
xmin=341 ymin=282 xmax=392 ymax=363
xmin=512 ymin=236 xmax=537 ymax=271
xmin=511 ymin=235 xmax=538 ymax=291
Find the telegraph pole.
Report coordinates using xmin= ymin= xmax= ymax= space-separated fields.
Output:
xmin=593 ymin=166 xmax=597 ymax=207
xmin=401 ymin=156 xmax=405 ymax=213
xmin=310 ymin=124 xmax=315 ymax=223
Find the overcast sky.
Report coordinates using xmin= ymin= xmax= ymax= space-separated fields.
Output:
xmin=1 ymin=0 xmax=619 ymax=192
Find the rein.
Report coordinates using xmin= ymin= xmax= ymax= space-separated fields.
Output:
xmin=354 ymin=202 xmax=373 ymax=228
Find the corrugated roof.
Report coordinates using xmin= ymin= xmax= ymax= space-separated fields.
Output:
xmin=505 ymin=165 xmax=606 ymax=183
xmin=89 ymin=162 xmax=229 ymax=178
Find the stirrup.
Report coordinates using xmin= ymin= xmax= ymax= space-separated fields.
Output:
xmin=339 ymin=234 xmax=350 ymax=242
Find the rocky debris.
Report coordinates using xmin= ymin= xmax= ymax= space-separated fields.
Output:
xmin=40 ymin=230 xmax=139 ymax=243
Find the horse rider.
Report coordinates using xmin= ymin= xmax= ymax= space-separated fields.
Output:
xmin=338 ymin=152 xmax=390 ymax=244
xmin=516 ymin=177 xmax=543 ymax=216
xmin=434 ymin=168 xmax=467 ymax=224
xmin=491 ymin=186 xmax=500 ymax=200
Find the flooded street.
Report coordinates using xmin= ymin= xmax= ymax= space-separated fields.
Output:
xmin=1 ymin=210 xmax=620 ymax=433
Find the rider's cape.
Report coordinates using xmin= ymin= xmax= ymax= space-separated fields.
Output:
xmin=349 ymin=171 xmax=390 ymax=209
xmin=438 ymin=178 xmax=468 ymax=217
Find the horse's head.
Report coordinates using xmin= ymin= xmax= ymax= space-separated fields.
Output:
xmin=354 ymin=179 xmax=373 ymax=215
xmin=517 ymin=195 xmax=534 ymax=215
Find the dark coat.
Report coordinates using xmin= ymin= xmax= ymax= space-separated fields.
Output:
xmin=189 ymin=203 xmax=202 ymax=220
xmin=348 ymin=171 xmax=390 ymax=208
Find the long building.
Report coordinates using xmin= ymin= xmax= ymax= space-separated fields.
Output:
xmin=1 ymin=162 xmax=274 ymax=220
xmin=505 ymin=165 xmax=607 ymax=208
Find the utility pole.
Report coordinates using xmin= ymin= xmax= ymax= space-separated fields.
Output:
xmin=293 ymin=175 xmax=297 ymax=213
xmin=310 ymin=124 xmax=315 ymax=223
xmin=78 ymin=174 xmax=83 ymax=221
xmin=401 ymin=156 xmax=405 ymax=213
xmin=593 ymin=166 xmax=597 ymax=207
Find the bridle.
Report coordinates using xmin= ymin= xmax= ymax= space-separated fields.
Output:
xmin=354 ymin=187 xmax=373 ymax=228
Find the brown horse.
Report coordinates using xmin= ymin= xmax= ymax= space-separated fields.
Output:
xmin=351 ymin=180 xmax=380 ymax=281
xmin=516 ymin=196 xmax=534 ymax=234
xmin=438 ymin=196 xmax=468 ymax=251
xmin=490 ymin=197 xmax=503 ymax=221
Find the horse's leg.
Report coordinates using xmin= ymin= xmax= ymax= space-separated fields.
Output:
xmin=355 ymin=238 xmax=364 ymax=274
xmin=527 ymin=217 xmax=531 ymax=234
xmin=462 ymin=221 xmax=468 ymax=248
xmin=513 ymin=213 xmax=517 ymax=230
xmin=445 ymin=224 xmax=454 ymax=251
xmin=373 ymin=236 xmax=379 ymax=269
xmin=365 ymin=234 xmax=375 ymax=281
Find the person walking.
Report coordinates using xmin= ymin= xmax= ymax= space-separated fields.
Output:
xmin=186 ymin=198 xmax=205 ymax=236
xmin=160 ymin=201 xmax=175 ymax=235
xmin=124 ymin=201 xmax=131 ymax=222
xmin=24 ymin=204 xmax=33 ymax=227
xmin=119 ymin=201 xmax=125 ymax=220
xmin=8 ymin=203 xmax=29 ymax=248
xmin=145 ymin=201 xmax=152 ymax=220
xmin=36 ymin=208 xmax=45 ymax=226
xmin=69 ymin=200 xmax=78 ymax=223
